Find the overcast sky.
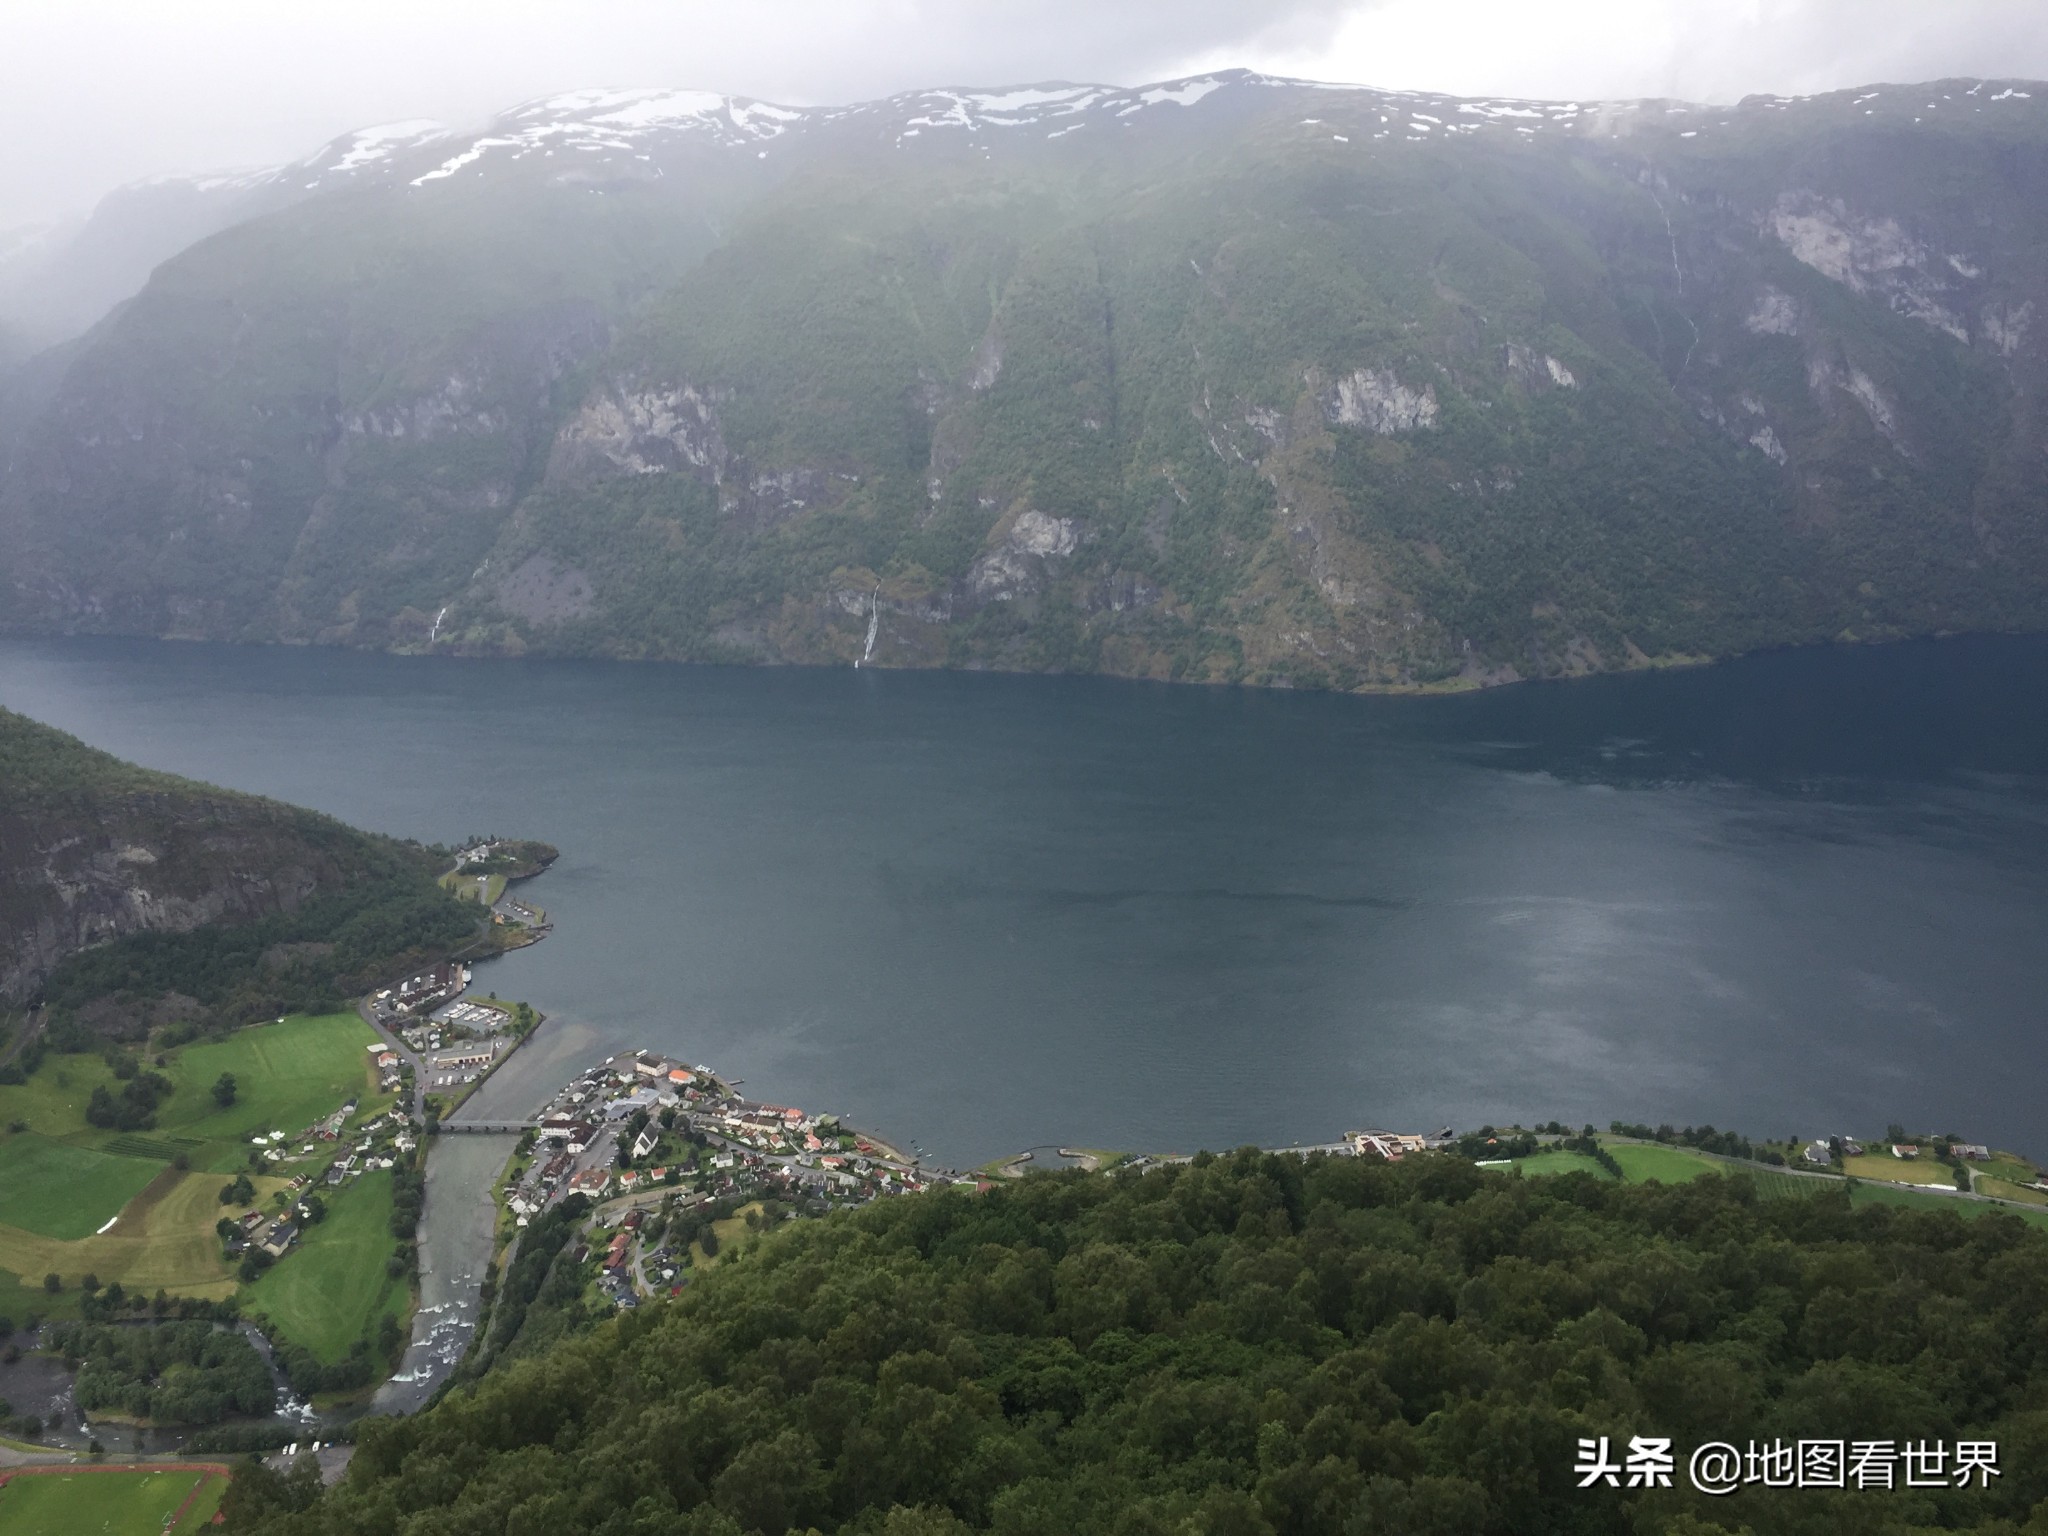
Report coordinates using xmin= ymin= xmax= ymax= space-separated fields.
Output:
xmin=6 ymin=0 xmax=2048 ymax=228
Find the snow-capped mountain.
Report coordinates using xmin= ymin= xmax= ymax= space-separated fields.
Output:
xmin=6 ymin=68 xmax=2048 ymax=695
xmin=10 ymin=68 xmax=2039 ymax=354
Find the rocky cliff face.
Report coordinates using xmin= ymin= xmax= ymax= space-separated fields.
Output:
xmin=3 ymin=72 xmax=2046 ymax=688
xmin=0 ymin=709 xmax=420 ymax=1006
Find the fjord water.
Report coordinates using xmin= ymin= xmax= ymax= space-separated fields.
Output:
xmin=4 ymin=635 xmax=2046 ymax=1164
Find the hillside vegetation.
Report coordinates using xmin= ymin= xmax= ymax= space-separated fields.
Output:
xmin=230 ymin=1150 xmax=2048 ymax=1536
xmin=4 ymin=75 xmax=2048 ymax=689
xmin=0 ymin=707 xmax=477 ymax=1025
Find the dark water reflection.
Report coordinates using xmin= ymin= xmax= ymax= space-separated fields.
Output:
xmin=3 ymin=634 xmax=2043 ymax=1164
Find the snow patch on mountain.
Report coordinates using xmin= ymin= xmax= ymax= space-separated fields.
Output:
xmin=329 ymin=121 xmax=450 ymax=173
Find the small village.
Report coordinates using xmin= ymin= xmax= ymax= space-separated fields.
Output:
xmin=215 ymin=1095 xmax=418 ymax=1271
xmin=495 ymin=1048 xmax=959 ymax=1308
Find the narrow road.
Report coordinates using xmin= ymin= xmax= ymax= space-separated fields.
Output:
xmin=355 ymin=999 xmax=427 ymax=1121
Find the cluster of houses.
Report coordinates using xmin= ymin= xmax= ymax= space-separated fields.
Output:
xmin=373 ymin=962 xmax=471 ymax=1020
xmin=1347 ymin=1131 xmax=1447 ymax=1160
xmin=1799 ymin=1135 xmax=1995 ymax=1167
xmin=222 ymin=1207 xmax=300 ymax=1260
xmin=500 ymin=1050 xmax=949 ymax=1245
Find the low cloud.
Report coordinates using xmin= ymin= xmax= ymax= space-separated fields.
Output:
xmin=3 ymin=0 xmax=2046 ymax=228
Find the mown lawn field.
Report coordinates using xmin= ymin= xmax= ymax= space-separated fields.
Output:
xmin=1604 ymin=1142 xmax=1722 ymax=1184
xmin=1509 ymin=1149 xmax=1615 ymax=1179
xmin=0 ymin=1134 xmax=164 ymax=1239
xmin=0 ymin=1466 xmax=217 ymax=1536
xmin=1842 ymin=1152 xmax=1956 ymax=1186
xmin=0 ymin=1168 xmax=291 ymax=1302
xmin=155 ymin=1013 xmax=385 ymax=1171
xmin=245 ymin=1168 xmax=403 ymax=1360
xmin=0 ymin=1014 xmax=387 ymax=1184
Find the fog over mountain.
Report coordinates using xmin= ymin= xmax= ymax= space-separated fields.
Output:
xmin=6 ymin=0 xmax=2048 ymax=229
xmin=3 ymin=65 xmax=2045 ymax=692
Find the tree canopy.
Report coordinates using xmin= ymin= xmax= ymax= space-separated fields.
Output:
xmin=232 ymin=1149 xmax=2048 ymax=1536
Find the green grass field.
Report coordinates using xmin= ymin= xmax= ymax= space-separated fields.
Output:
xmin=1842 ymin=1152 xmax=1956 ymax=1186
xmin=1976 ymin=1155 xmax=2041 ymax=1187
xmin=1850 ymin=1181 xmax=2048 ymax=1228
xmin=245 ymin=1168 xmax=403 ymax=1360
xmin=153 ymin=1013 xmax=385 ymax=1171
xmin=0 ymin=1055 xmax=124 ymax=1136
xmin=442 ymin=871 xmax=506 ymax=906
xmin=1973 ymin=1175 xmax=2048 ymax=1207
xmin=692 ymin=1201 xmax=765 ymax=1271
xmin=0 ymin=1014 xmax=387 ymax=1179
xmin=1737 ymin=1167 xmax=1836 ymax=1201
xmin=1604 ymin=1142 xmax=1722 ymax=1184
xmin=0 ymin=1133 xmax=165 ymax=1239
xmin=0 ymin=1467 xmax=217 ymax=1536
xmin=1510 ymin=1149 xmax=1615 ymax=1179
xmin=0 ymin=1168 xmax=292 ymax=1304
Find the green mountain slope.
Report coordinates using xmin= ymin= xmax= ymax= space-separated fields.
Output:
xmin=226 ymin=1150 xmax=2048 ymax=1535
xmin=0 ymin=707 xmax=475 ymax=1023
xmin=4 ymin=73 xmax=2047 ymax=688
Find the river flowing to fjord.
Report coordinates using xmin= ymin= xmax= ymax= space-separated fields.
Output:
xmin=5 ymin=634 xmax=2045 ymax=1165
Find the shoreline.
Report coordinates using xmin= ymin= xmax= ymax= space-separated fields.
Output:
xmin=15 ymin=626 xmax=2043 ymax=702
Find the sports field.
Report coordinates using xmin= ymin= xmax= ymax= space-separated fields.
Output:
xmin=0 ymin=1465 xmax=225 ymax=1536
xmin=246 ymin=1167 xmax=404 ymax=1360
xmin=0 ymin=1167 xmax=290 ymax=1301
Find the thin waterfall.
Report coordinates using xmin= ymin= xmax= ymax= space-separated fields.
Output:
xmin=860 ymin=584 xmax=880 ymax=664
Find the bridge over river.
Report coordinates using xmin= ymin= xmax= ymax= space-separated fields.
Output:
xmin=436 ymin=1120 xmax=538 ymax=1134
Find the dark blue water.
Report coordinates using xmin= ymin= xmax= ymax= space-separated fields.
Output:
xmin=4 ymin=634 xmax=2045 ymax=1164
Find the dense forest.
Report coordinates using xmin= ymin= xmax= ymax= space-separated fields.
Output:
xmin=226 ymin=1150 xmax=2048 ymax=1535
xmin=49 ymin=1318 xmax=272 ymax=1425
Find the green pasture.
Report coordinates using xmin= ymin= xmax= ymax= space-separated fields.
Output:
xmin=154 ymin=1013 xmax=384 ymax=1169
xmin=0 ymin=1134 xmax=162 ymax=1240
xmin=1851 ymin=1180 xmax=2048 ymax=1228
xmin=245 ymin=1167 xmax=404 ymax=1360
xmin=0 ymin=1014 xmax=384 ymax=1177
xmin=0 ymin=1467 xmax=214 ymax=1536
xmin=442 ymin=870 xmax=506 ymax=906
xmin=0 ymin=1054 xmax=124 ymax=1136
xmin=1603 ymin=1142 xmax=1721 ymax=1184
xmin=1510 ymin=1149 xmax=1615 ymax=1179
xmin=1976 ymin=1154 xmax=2040 ymax=1187
xmin=1842 ymin=1152 xmax=1955 ymax=1186
xmin=1977 ymin=1175 xmax=2048 ymax=1206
